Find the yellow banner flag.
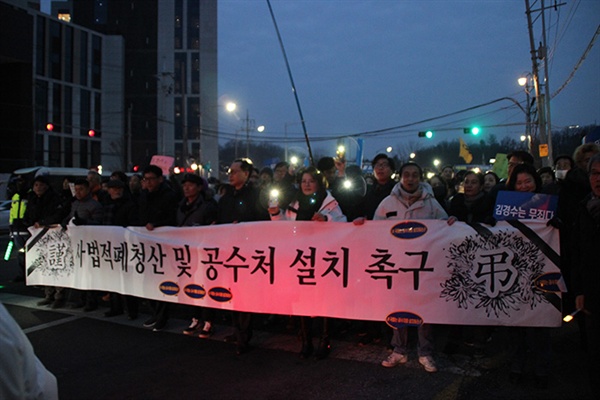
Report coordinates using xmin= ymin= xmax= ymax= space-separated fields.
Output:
xmin=459 ymin=138 xmax=473 ymax=164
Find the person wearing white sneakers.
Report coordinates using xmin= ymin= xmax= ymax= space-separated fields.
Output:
xmin=374 ymin=162 xmax=448 ymax=373
xmin=177 ymin=174 xmax=218 ymax=339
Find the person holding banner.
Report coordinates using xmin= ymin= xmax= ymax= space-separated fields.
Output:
xmin=269 ymin=166 xmax=347 ymax=359
xmin=504 ymin=163 xmax=552 ymax=388
xmin=571 ymin=152 xmax=600 ymax=394
xmin=448 ymin=171 xmax=495 ymax=225
xmin=354 ymin=154 xmax=397 ymax=346
xmin=139 ymin=165 xmax=180 ymax=332
xmin=177 ymin=174 xmax=219 ymax=338
xmin=62 ymin=179 xmax=104 ymax=312
xmin=374 ymin=162 xmax=447 ymax=373
xmin=446 ymin=171 xmax=495 ymax=355
xmin=24 ymin=176 xmax=65 ymax=308
xmin=218 ymin=159 xmax=268 ymax=355
xmin=102 ymin=179 xmax=140 ymax=319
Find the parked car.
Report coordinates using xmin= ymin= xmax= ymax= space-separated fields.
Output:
xmin=6 ymin=167 xmax=113 ymax=199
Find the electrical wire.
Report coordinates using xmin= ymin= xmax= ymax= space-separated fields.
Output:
xmin=552 ymin=24 xmax=600 ymax=99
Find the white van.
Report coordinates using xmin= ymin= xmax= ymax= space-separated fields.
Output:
xmin=7 ymin=167 xmax=111 ymax=198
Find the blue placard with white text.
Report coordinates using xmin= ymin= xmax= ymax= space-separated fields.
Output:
xmin=494 ymin=191 xmax=558 ymax=221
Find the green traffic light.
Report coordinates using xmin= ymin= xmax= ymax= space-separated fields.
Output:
xmin=418 ymin=130 xmax=434 ymax=138
xmin=463 ymin=127 xmax=481 ymax=135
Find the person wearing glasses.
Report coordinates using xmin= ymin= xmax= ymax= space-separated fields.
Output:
xmin=139 ymin=165 xmax=179 ymax=332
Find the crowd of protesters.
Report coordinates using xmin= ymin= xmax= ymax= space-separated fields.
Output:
xmin=6 ymin=142 xmax=599 ymax=392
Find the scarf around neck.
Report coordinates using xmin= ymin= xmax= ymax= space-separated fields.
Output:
xmin=399 ymin=184 xmax=423 ymax=206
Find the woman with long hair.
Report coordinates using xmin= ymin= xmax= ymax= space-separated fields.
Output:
xmin=268 ymin=166 xmax=346 ymax=359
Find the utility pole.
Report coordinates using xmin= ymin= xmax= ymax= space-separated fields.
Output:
xmin=241 ymin=109 xmax=263 ymax=160
xmin=524 ymin=0 xmax=564 ymax=166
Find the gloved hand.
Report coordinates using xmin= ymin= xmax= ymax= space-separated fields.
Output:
xmin=484 ymin=216 xmax=497 ymax=227
xmin=72 ymin=212 xmax=86 ymax=226
xmin=546 ymin=216 xmax=562 ymax=229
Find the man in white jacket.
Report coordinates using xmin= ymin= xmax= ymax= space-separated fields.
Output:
xmin=375 ymin=162 xmax=447 ymax=373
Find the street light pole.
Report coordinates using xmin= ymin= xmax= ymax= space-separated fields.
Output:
xmin=518 ymin=74 xmax=533 ymax=153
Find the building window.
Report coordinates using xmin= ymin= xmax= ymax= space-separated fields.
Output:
xmin=36 ymin=16 xmax=46 ymax=76
xmin=91 ymin=35 xmax=102 ymax=89
xmin=80 ymin=31 xmax=88 ymax=86
xmin=49 ymin=136 xmax=61 ymax=167
xmin=191 ymin=52 xmax=200 ymax=94
xmin=80 ymin=139 xmax=88 ymax=166
xmin=91 ymin=141 xmax=101 ymax=167
xmin=58 ymin=12 xmax=71 ymax=23
xmin=175 ymin=0 xmax=183 ymax=49
xmin=50 ymin=20 xmax=62 ymax=80
xmin=64 ymin=86 xmax=72 ymax=134
xmin=64 ymin=26 xmax=73 ymax=82
xmin=189 ymin=97 xmax=199 ymax=137
xmin=174 ymin=97 xmax=182 ymax=139
xmin=94 ymin=92 xmax=102 ymax=132
xmin=64 ymin=138 xmax=73 ymax=166
xmin=94 ymin=0 xmax=107 ymax=24
xmin=174 ymin=53 xmax=186 ymax=94
xmin=187 ymin=0 xmax=200 ymax=50
xmin=35 ymin=80 xmax=48 ymax=132
xmin=52 ymin=83 xmax=62 ymax=132
xmin=80 ymin=89 xmax=91 ymax=137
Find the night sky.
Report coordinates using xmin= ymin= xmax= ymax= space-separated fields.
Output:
xmin=41 ymin=0 xmax=600 ymax=161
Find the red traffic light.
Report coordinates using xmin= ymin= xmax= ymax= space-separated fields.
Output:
xmin=88 ymin=129 xmax=96 ymax=137
xmin=46 ymin=123 xmax=54 ymax=131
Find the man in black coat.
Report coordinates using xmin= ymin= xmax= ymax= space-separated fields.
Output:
xmin=138 ymin=165 xmax=179 ymax=331
xmin=24 ymin=176 xmax=66 ymax=308
xmin=218 ymin=159 xmax=268 ymax=354
xmin=103 ymin=179 xmax=140 ymax=319
xmin=178 ymin=174 xmax=219 ymax=338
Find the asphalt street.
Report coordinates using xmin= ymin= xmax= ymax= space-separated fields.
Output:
xmin=0 ymin=235 xmax=594 ymax=400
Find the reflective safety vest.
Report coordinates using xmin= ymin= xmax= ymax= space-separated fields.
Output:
xmin=10 ymin=192 xmax=28 ymax=225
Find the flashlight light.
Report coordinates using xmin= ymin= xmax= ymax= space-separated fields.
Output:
xmin=268 ymin=189 xmax=280 ymax=208
xmin=563 ymin=309 xmax=582 ymax=323
xmin=4 ymin=241 xmax=13 ymax=261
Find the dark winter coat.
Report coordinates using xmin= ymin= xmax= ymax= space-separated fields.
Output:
xmin=448 ymin=192 xmax=495 ymax=224
xmin=138 ymin=183 xmax=179 ymax=227
xmin=217 ymin=183 xmax=268 ymax=224
xmin=570 ymin=193 xmax=600 ymax=315
xmin=176 ymin=195 xmax=218 ymax=227
xmin=23 ymin=190 xmax=64 ymax=227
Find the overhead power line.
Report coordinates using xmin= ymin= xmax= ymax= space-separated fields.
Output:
xmin=552 ymin=24 xmax=600 ymax=99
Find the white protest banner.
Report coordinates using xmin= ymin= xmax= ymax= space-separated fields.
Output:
xmin=26 ymin=220 xmax=563 ymax=327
